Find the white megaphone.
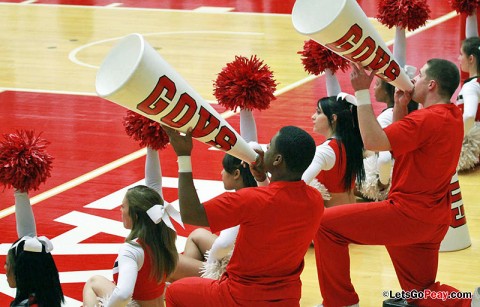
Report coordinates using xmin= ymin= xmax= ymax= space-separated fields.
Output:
xmin=95 ymin=33 xmax=257 ymax=164
xmin=292 ymin=0 xmax=414 ymax=91
xmin=440 ymin=172 xmax=472 ymax=252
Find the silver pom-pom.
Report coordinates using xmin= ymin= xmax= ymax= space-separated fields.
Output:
xmin=309 ymin=178 xmax=332 ymax=200
xmin=97 ymin=295 xmax=140 ymax=307
xmin=200 ymin=249 xmax=233 ymax=280
xmin=357 ymin=154 xmax=390 ymax=201
xmin=458 ymin=124 xmax=480 ymax=172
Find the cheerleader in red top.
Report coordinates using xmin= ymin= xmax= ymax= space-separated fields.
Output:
xmin=302 ymin=93 xmax=365 ymax=207
xmin=83 ymin=114 xmax=181 ymax=307
xmin=457 ymin=36 xmax=480 ymax=171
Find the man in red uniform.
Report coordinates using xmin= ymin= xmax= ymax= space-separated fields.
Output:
xmin=164 ymin=125 xmax=324 ymax=306
xmin=314 ymin=58 xmax=476 ymax=307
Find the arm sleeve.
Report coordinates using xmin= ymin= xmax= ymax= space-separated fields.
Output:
xmin=462 ymin=82 xmax=480 ymax=136
xmin=384 ymin=111 xmax=428 ymax=157
xmin=207 ymin=226 xmax=239 ymax=264
xmin=325 ymin=69 xmax=341 ymax=96
xmin=14 ymin=190 xmax=37 ymax=238
xmin=240 ymin=109 xmax=258 ymax=143
xmin=204 ymin=190 xmax=258 ymax=233
xmin=466 ymin=13 xmax=479 ymax=38
xmin=377 ymin=151 xmax=392 ymax=185
xmin=376 ymin=109 xmax=393 ymax=128
xmin=301 ymin=142 xmax=336 ymax=184
xmin=107 ymin=243 xmax=144 ymax=307
xmin=145 ymin=147 xmax=163 ymax=198
xmin=393 ymin=27 xmax=406 ymax=68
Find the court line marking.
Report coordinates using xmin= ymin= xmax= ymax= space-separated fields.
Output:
xmin=193 ymin=6 xmax=235 ymax=13
xmin=68 ymin=31 xmax=264 ymax=69
xmin=0 ymin=2 xmax=293 ymax=17
xmin=0 ymin=107 xmax=236 ymax=219
xmin=0 ymin=10 xmax=459 ymax=219
xmin=105 ymin=2 xmax=123 ymax=7
xmin=0 ymin=87 xmax=96 ymax=96
xmin=0 ymin=148 xmax=147 ymax=219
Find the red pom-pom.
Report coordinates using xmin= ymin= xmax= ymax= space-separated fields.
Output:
xmin=297 ymin=39 xmax=350 ymax=75
xmin=123 ymin=111 xmax=169 ymax=150
xmin=213 ymin=55 xmax=277 ymax=111
xmin=377 ymin=0 xmax=431 ymax=31
xmin=450 ymin=0 xmax=480 ymax=14
xmin=0 ymin=130 xmax=53 ymax=192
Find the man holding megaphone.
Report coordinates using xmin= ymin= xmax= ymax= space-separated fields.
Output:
xmin=313 ymin=59 xmax=480 ymax=307
xmin=164 ymin=125 xmax=324 ymax=307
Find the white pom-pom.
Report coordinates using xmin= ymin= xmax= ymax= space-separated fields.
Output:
xmin=357 ymin=155 xmax=390 ymax=201
xmin=309 ymin=178 xmax=332 ymax=201
xmin=200 ymin=249 xmax=233 ymax=280
xmin=97 ymin=295 xmax=140 ymax=307
xmin=458 ymin=127 xmax=480 ymax=171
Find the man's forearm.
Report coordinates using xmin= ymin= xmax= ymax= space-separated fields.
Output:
xmin=177 ymin=157 xmax=209 ymax=226
xmin=356 ymin=90 xmax=392 ymax=152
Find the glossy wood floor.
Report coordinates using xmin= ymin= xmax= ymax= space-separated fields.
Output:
xmin=0 ymin=1 xmax=478 ymax=306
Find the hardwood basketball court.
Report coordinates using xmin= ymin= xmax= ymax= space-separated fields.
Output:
xmin=0 ymin=1 xmax=478 ymax=306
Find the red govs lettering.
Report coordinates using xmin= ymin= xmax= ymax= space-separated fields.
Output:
xmin=136 ymin=75 xmax=237 ymax=151
xmin=325 ymin=23 xmax=401 ymax=82
xmin=449 ymin=180 xmax=467 ymax=229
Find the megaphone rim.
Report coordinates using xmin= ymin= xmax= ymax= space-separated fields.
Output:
xmin=291 ymin=0 xmax=347 ymax=35
xmin=95 ymin=33 xmax=146 ymax=98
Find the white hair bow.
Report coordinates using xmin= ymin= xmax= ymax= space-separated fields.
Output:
xmin=10 ymin=235 xmax=54 ymax=254
xmin=146 ymin=202 xmax=184 ymax=231
xmin=337 ymin=92 xmax=357 ymax=106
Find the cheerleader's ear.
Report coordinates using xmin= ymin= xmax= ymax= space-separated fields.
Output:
xmin=233 ymin=169 xmax=241 ymax=180
xmin=331 ymin=114 xmax=338 ymax=125
xmin=469 ymin=54 xmax=476 ymax=65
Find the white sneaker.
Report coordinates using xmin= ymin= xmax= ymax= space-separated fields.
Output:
xmin=472 ymin=287 xmax=480 ymax=307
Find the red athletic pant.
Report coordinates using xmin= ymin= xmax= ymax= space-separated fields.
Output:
xmin=314 ymin=200 xmax=471 ymax=307
xmin=165 ymin=276 xmax=300 ymax=307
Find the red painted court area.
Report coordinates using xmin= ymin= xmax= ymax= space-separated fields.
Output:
xmin=0 ymin=0 xmax=464 ymax=305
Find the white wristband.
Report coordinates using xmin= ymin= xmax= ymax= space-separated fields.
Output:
xmin=355 ymin=89 xmax=372 ymax=106
xmin=177 ymin=156 xmax=192 ymax=173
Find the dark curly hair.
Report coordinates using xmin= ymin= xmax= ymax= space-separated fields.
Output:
xmin=275 ymin=126 xmax=316 ymax=176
